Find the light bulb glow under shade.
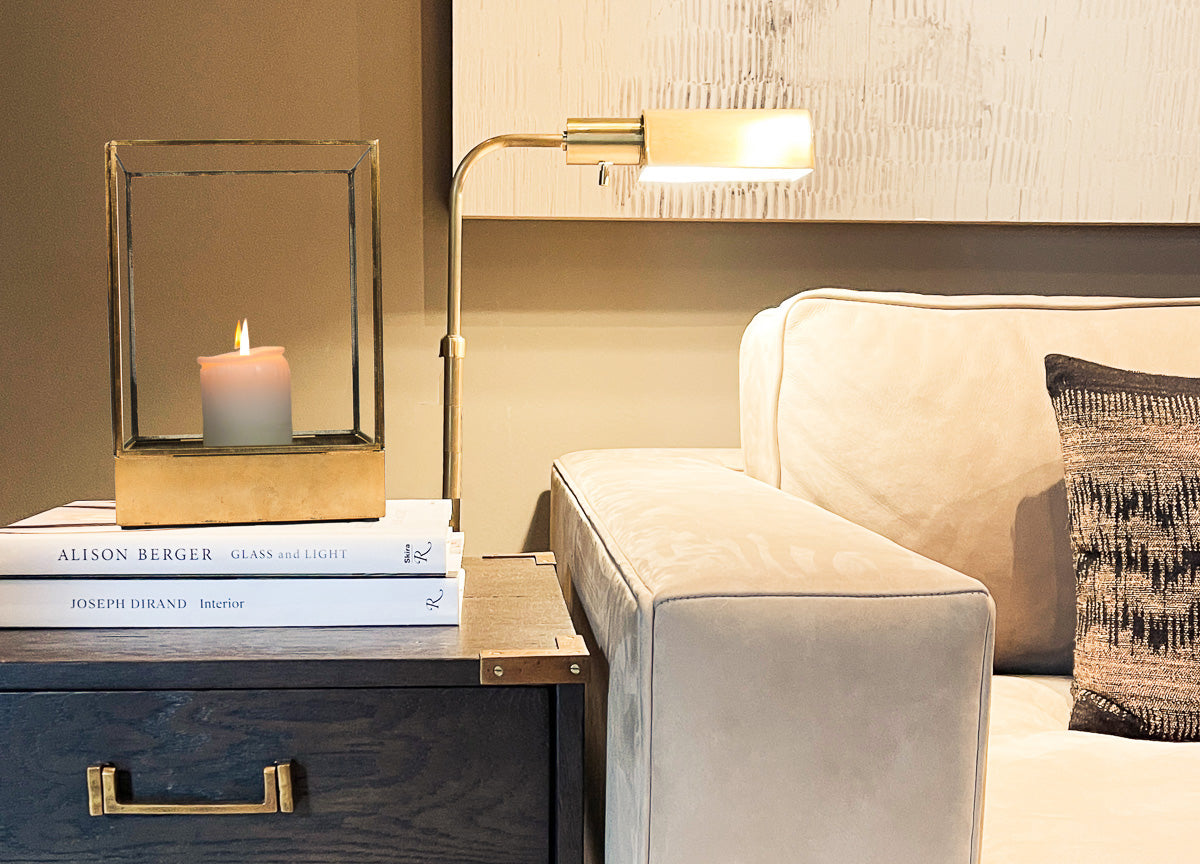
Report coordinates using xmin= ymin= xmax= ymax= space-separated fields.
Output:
xmin=638 ymin=166 xmax=813 ymax=183
xmin=639 ymin=109 xmax=815 ymax=184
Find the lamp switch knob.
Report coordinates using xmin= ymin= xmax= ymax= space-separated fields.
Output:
xmin=598 ymin=162 xmax=612 ymax=186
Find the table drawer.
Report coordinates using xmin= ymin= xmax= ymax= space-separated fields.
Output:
xmin=0 ymin=687 xmax=552 ymax=863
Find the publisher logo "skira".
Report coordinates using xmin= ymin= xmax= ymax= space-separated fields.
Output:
xmin=403 ymin=542 xmax=433 ymax=566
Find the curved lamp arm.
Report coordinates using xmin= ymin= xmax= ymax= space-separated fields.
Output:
xmin=444 ymin=133 xmax=565 ymax=531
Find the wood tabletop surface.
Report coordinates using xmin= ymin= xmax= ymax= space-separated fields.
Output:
xmin=0 ymin=555 xmax=585 ymax=690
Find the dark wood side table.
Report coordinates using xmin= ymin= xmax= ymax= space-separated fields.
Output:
xmin=0 ymin=554 xmax=587 ymax=864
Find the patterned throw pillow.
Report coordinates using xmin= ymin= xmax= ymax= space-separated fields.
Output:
xmin=1045 ymin=353 xmax=1200 ymax=741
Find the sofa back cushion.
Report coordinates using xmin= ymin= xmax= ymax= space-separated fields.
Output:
xmin=740 ymin=289 xmax=1200 ymax=673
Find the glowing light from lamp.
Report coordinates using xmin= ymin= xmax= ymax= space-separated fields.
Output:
xmin=739 ymin=112 xmax=814 ymax=168
xmin=637 ymin=109 xmax=814 ymax=184
xmin=638 ymin=165 xmax=813 ymax=183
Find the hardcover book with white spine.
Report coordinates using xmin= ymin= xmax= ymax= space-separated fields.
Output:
xmin=0 ymin=501 xmax=461 ymax=576
xmin=0 ymin=571 xmax=465 ymax=627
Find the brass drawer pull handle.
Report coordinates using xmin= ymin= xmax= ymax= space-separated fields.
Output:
xmin=87 ymin=762 xmax=294 ymax=816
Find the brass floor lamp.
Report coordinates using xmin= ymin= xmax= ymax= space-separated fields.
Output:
xmin=443 ymin=109 xmax=815 ymax=530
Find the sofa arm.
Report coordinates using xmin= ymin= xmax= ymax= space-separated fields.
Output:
xmin=550 ymin=449 xmax=994 ymax=864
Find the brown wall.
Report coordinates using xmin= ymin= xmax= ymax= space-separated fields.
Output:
xmin=3 ymin=1 xmax=1200 ymax=552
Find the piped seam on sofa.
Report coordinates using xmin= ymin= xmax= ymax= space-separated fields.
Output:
xmin=782 ymin=287 xmax=1200 ymax=312
xmin=760 ymin=297 xmax=794 ymax=488
xmin=551 ymin=460 xmax=652 ymax=606
xmin=653 ymin=587 xmax=992 ymax=605
xmin=971 ymin=603 xmax=996 ymax=864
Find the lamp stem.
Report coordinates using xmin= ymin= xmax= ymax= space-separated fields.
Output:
xmin=444 ymin=132 xmax=563 ymax=531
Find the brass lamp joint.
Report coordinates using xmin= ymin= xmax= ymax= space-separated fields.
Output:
xmin=564 ymin=117 xmax=644 ymax=165
xmin=440 ymin=335 xmax=466 ymax=359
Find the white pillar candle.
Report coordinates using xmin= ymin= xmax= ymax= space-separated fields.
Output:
xmin=197 ymin=319 xmax=293 ymax=447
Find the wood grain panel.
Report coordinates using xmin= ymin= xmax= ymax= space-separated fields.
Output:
xmin=454 ymin=0 xmax=1200 ymax=222
xmin=0 ymin=688 xmax=551 ymax=863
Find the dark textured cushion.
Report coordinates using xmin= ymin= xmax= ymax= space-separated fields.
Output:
xmin=1045 ymin=353 xmax=1200 ymax=741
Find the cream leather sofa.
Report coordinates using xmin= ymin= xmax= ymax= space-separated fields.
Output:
xmin=550 ymin=289 xmax=1200 ymax=864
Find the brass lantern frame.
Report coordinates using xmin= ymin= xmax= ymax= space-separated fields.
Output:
xmin=105 ymin=139 xmax=385 ymax=527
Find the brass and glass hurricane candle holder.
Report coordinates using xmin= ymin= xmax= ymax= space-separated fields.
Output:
xmin=106 ymin=140 xmax=384 ymax=527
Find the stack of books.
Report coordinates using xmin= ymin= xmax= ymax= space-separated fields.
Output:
xmin=0 ymin=500 xmax=463 ymax=628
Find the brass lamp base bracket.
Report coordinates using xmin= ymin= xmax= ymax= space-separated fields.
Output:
xmin=114 ymin=450 xmax=384 ymax=527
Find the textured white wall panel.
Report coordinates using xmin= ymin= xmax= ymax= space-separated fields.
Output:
xmin=453 ymin=0 xmax=1200 ymax=222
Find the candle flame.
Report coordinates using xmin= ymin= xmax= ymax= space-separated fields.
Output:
xmin=235 ymin=318 xmax=250 ymax=356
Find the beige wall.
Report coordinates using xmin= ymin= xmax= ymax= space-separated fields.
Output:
xmin=3 ymin=1 xmax=1200 ymax=553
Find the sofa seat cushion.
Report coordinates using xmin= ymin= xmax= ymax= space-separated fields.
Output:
xmin=984 ymin=675 xmax=1200 ymax=863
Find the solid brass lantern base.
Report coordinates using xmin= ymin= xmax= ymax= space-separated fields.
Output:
xmin=114 ymin=447 xmax=384 ymax=527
